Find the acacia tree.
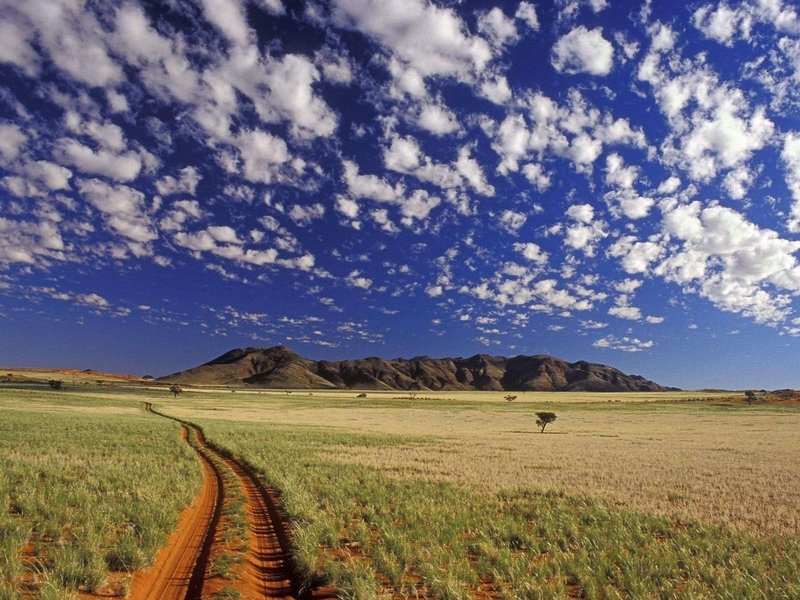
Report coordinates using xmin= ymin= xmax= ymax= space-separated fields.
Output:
xmin=535 ymin=411 xmax=557 ymax=433
xmin=169 ymin=384 xmax=182 ymax=398
xmin=47 ymin=379 xmax=63 ymax=390
xmin=744 ymin=390 xmax=757 ymax=404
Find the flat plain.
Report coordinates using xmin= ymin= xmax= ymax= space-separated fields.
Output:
xmin=1 ymin=379 xmax=798 ymax=598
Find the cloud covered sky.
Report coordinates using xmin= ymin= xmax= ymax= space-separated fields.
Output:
xmin=1 ymin=0 xmax=800 ymax=388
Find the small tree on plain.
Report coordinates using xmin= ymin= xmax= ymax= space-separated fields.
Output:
xmin=47 ymin=379 xmax=63 ymax=390
xmin=744 ymin=390 xmax=757 ymax=404
xmin=535 ymin=411 xmax=557 ymax=433
xmin=169 ymin=384 xmax=182 ymax=398
xmin=504 ymin=394 xmax=517 ymax=402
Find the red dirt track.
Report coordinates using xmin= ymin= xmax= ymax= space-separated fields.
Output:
xmin=134 ymin=403 xmax=334 ymax=600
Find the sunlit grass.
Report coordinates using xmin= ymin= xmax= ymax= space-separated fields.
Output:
xmin=189 ymin=417 xmax=800 ymax=598
xmin=0 ymin=390 xmax=201 ymax=597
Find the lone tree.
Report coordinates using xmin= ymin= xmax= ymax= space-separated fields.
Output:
xmin=47 ymin=379 xmax=63 ymax=390
xmin=535 ymin=411 xmax=557 ymax=433
xmin=504 ymin=394 xmax=518 ymax=402
xmin=169 ymin=384 xmax=182 ymax=398
xmin=744 ymin=390 xmax=757 ymax=404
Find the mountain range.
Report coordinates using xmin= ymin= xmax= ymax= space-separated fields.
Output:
xmin=160 ymin=346 xmax=676 ymax=392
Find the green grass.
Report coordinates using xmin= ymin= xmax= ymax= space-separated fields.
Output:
xmin=0 ymin=391 xmax=201 ymax=597
xmin=192 ymin=418 xmax=800 ymax=599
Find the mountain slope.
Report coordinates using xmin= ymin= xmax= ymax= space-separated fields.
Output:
xmin=161 ymin=346 xmax=676 ymax=392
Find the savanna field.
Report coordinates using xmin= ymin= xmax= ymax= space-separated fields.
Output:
xmin=1 ymin=379 xmax=799 ymax=599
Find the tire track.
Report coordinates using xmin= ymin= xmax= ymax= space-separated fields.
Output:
xmin=138 ymin=402 xmax=334 ymax=600
xmin=129 ymin=406 xmax=223 ymax=600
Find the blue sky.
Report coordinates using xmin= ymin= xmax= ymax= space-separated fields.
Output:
xmin=2 ymin=0 xmax=800 ymax=389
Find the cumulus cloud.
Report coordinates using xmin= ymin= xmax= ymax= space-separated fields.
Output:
xmin=76 ymin=178 xmax=156 ymax=245
xmin=489 ymin=90 xmax=646 ymax=176
xmin=593 ymin=334 xmax=654 ymax=352
xmin=499 ymin=210 xmax=527 ymax=234
xmin=0 ymin=217 xmax=66 ymax=265
xmin=289 ymin=203 xmax=326 ymax=226
xmin=551 ymin=26 xmax=614 ymax=76
xmin=416 ymin=102 xmax=460 ymax=136
xmin=515 ymin=2 xmax=540 ymax=31
xmin=477 ymin=7 xmax=519 ymax=48
xmin=693 ymin=0 xmax=800 ymax=46
xmin=331 ymin=0 xmax=492 ymax=81
xmin=234 ymin=130 xmax=291 ymax=183
xmin=53 ymin=138 xmax=142 ymax=182
xmin=156 ymin=167 xmax=202 ymax=196
xmin=346 ymin=269 xmax=372 ymax=289
xmin=781 ymin=132 xmax=800 ymax=231
xmin=343 ymin=159 xmax=404 ymax=202
xmin=1 ymin=0 xmax=122 ymax=86
xmin=0 ymin=123 xmax=27 ymax=162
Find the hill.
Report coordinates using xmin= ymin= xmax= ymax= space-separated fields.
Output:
xmin=160 ymin=346 xmax=676 ymax=392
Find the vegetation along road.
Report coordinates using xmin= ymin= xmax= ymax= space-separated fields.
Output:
xmin=136 ymin=403 xmax=334 ymax=600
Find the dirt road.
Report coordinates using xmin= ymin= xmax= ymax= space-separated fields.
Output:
xmin=132 ymin=403 xmax=331 ymax=599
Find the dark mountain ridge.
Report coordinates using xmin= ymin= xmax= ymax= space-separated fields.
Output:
xmin=161 ymin=345 xmax=677 ymax=392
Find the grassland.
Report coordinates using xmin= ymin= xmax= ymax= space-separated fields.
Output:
xmin=1 ymin=382 xmax=799 ymax=598
xmin=160 ymin=389 xmax=800 ymax=599
xmin=0 ymin=388 xmax=201 ymax=599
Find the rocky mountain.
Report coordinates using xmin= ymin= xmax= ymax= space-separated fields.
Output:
xmin=161 ymin=346 xmax=676 ymax=392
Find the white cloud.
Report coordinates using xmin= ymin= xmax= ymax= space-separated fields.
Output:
xmin=551 ymin=26 xmax=614 ymax=76
xmin=566 ymin=203 xmax=594 ymax=224
xmin=515 ymin=2 xmax=540 ymax=31
xmin=200 ymin=0 xmax=252 ymax=47
xmin=343 ymin=159 xmax=404 ymax=202
xmin=0 ymin=217 xmax=66 ymax=265
xmin=489 ymin=91 xmax=645 ymax=176
xmin=53 ymin=138 xmax=142 ymax=182
xmin=3 ymin=0 xmax=122 ymax=87
xmin=0 ymin=17 xmax=38 ymax=76
xmin=335 ymin=195 xmax=360 ymax=219
xmin=426 ymin=284 xmax=443 ymax=297
xmin=234 ymin=129 xmax=291 ymax=183
xmin=521 ymin=163 xmax=551 ymax=191
xmin=479 ymin=73 xmax=513 ymax=105
xmin=456 ymin=146 xmax=495 ymax=196
xmin=417 ymin=102 xmax=460 ymax=136
xmin=289 ymin=203 xmax=326 ymax=226
xmin=514 ymin=242 xmax=549 ymax=265
xmin=564 ymin=203 xmax=607 ymax=256
xmin=693 ymin=3 xmax=749 ymax=45
xmin=346 ymin=269 xmax=372 ymax=289
xmin=477 ymin=7 xmax=519 ymax=48
xmin=638 ymin=30 xmax=774 ymax=182
xmin=693 ymin=1 xmax=800 ymax=46
xmin=499 ymin=210 xmax=527 ymax=234
xmin=156 ymin=167 xmax=201 ymax=196
xmin=76 ymin=178 xmax=156 ymax=244
xmin=331 ymin=0 xmax=492 ymax=81
xmin=0 ymin=123 xmax=27 ymax=162
xmin=5 ymin=160 xmax=72 ymax=197
xmin=655 ymin=200 xmax=800 ymax=324
xmin=609 ymin=305 xmax=642 ymax=320
xmin=781 ymin=132 xmax=800 ymax=231
xmin=593 ymin=335 xmax=653 ymax=352
xmin=722 ymin=166 xmax=750 ymax=200
xmin=608 ymin=235 xmax=664 ymax=274
xmin=401 ymin=190 xmax=440 ymax=221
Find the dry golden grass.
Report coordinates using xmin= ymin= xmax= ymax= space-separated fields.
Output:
xmin=166 ymin=393 xmax=800 ymax=539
